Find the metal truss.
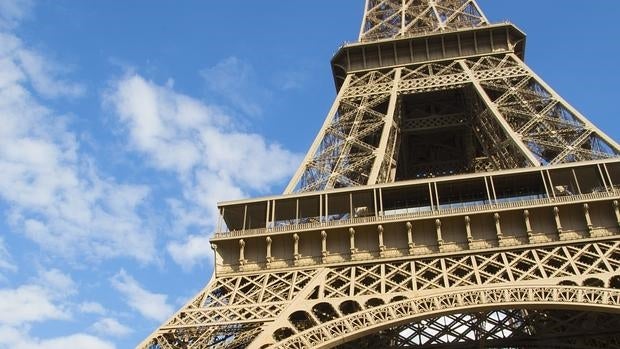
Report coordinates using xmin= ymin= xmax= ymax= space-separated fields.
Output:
xmin=139 ymin=240 xmax=620 ymax=348
xmin=140 ymin=0 xmax=620 ymax=348
xmin=286 ymin=54 xmax=620 ymax=193
xmin=271 ymin=286 xmax=620 ymax=348
xmin=337 ymin=309 xmax=620 ymax=348
xmin=359 ymin=0 xmax=489 ymax=42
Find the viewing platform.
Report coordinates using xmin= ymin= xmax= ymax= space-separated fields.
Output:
xmin=211 ymin=159 xmax=620 ymax=274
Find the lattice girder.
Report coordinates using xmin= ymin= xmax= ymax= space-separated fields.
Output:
xmin=139 ymin=234 xmax=620 ymax=348
xmin=287 ymin=53 xmax=620 ymax=193
xmin=142 ymin=0 xmax=620 ymax=347
xmin=360 ymin=0 xmax=489 ymax=42
xmin=267 ymin=285 xmax=620 ymax=349
xmin=338 ymin=309 xmax=620 ymax=348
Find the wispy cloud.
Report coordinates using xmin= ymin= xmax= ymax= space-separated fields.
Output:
xmin=200 ymin=56 xmax=269 ymax=117
xmin=0 ymin=0 xmax=32 ymax=30
xmin=0 ymin=284 xmax=69 ymax=326
xmin=0 ymin=4 xmax=138 ymax=347
xmin=91 ymin=317 xmax=133 ymax=338
xmin=0 ymin=31 xmax=157 ymax=264
xmin=110 ymin=269 xmax=173 ymax=322
xmin=35 ymin=268 xmax=77 ymax=297
xmin=273 ymin=69 xmax=308 ymax=91
xmin=105 ymin=73 xmax=301 ymax=269
xmin=0 ymin=237 xmax=16 ymax=279
xmin=79 ymin=301 xmax=106 ymax=315
xmin=167 ymin=235 xmax=213 ymax=272
xmin=0 ymin=267 xmax=115 ymax=348
xmin=0 ymin=327 xmax=115 ymax=349
xmin=17 ymin=48 xmax=85 ymax=99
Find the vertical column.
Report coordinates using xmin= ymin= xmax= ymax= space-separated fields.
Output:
xmin=319 ymin=194 xmax=323 ymax=223
xmin=271 ymin=200 xmax=276 ymax=228
xmin=553 ymin=206 xmax=562 ymax=232
xmin=464 ymin=216 xmax=473 ymax=248
xmin=583 ymin=203 xmax=594 ymax=235
xmin=614 ymin=200 xmax=620 ymax=228
xmin=216 ymin=207 xmax=224 ymax=234
xmin=295 ymin=198 xmax=299 ymax=225
xmin=494 ymin=213 xmax=503 ymax=245
xmin=293 ymin=233 xmax=301 ymax=265
xmin=265 ymin=236 xmax=273 ymax=268
xmin=265 ymin=200 xmax=271 ymax=229
xmin=242 ymin=205 xmax=247 ymax=230
xmin=435 ymin=219 xmax=443 ymax=250
xmin=554 ymin=207 xmax=568 ymax=241
xmin=321 ymin=230 xmax=328 ymax=263
xmin=210 ymin=243 xmax=218 ymax=275
xmin=377 ymin=225 xmax=385 ymax=257
xmin=239 ymin=239 xmax=247 ymax=271
xmin=349 ymin=227 xmax=358 ymax=258
xmin=523 ymin=210 xmax=534 ymax=243
xmin=406 ymin=221 xmax=414 ymax=254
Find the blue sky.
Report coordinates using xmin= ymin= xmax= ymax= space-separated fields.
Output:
xmin=0 ymin=1 xmax=618 ymax=348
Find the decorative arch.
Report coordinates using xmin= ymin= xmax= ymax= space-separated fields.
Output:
xmin=270 ymin=285 xmax=620 ymax=349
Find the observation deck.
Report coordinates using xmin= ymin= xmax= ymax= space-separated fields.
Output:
xmin=211 ymin=159 xmax=620 ymax=275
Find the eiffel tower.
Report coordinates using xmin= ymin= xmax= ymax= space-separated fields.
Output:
xmin=140 ymin=1 xmax=620 ymax=348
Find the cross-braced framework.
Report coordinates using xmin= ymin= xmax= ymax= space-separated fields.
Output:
xmin=336 ymin=309 xmax=620 ymax=348
xmin=286 ymin=54 xmax=619 ymax=193
xmin=359 ymin=0 xmax=488 ymax=42
xmin=140 ymin=1 xmax=620 ymax=348
xmin=141 ymin=236 xmax=620 ymax=348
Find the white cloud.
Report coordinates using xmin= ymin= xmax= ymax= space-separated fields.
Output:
xmin=35 ymin=269 xmax=76 ymax=297
xmin=110 ymin=269 xmax=173 ymax=322
xmin=200 ymin=56 xmax=268 ymax=116
xmin=0 ymin=238 xmax=16 ymax=277
xmin=0 ymin=267 xmax=114 ymax=348
xmin=79 ymin=302 xmax=106 ymax=315
xmin=17 ymin=49 xmax=85 ymax=99
xmin=0 ymin=269 xmax=118 ymax=348
xmin=0 ymin=269 xmax=79 ymax=326
xmin=167 ymin=235 xmax=213 ymax=271
xmin=0 ymin=32 xmax=156 ymax=264
xmin=0 ymin=285 xmax=68 ymax=326
xmin=91 ymin=317 xmax=133 ymax=338
xmin=0 ymin=326 xmax=115 ymax=349
xmin=0 ymin=0 xmax=32 ymax=30
xmin=273 ymin=70 xmax=307 ymax=91
xmin=106 ymin=73 xmax=301 ymax=269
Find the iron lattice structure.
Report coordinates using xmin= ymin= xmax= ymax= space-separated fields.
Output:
xmin=140 ymin=1 xmax=620 ymax=348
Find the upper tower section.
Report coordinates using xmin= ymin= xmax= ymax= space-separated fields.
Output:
xmin=284 ymin=0 xmax=619 ymax=194
xmin=359 ymin=0 xmax=488 ymax=42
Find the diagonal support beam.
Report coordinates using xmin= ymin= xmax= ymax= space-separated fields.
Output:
xmin=368 ymin=68 xmax=402 ymax=184
xmin=458 ymin=59 xmax=540 ymax=167
xmin=285 ymin=75 xmax=354 ymax=194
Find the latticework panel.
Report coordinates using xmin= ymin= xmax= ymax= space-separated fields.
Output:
xmin=272 ymin=286 xmax=620 ymax=348
xmin=294 ymin=70 xmax=399 ymax=192
xmin=467 ymin=54 xmax=620 ymax=165
xmin=141 ymin=0 xmax=620 ymax=346
xmin=360 ymin=0 xmax=488 ymax=42
xmin=145 ymin=324 xmax=263 ymax=349
xmin=318 ymin=240 xmax=620 ymax=298
xmin=138 ymin=270 xmax=319 ymax=348
xmin=338 ymin=309 xmax=620 ymax=348
xmin=140 ymin=238 xmax=620 ymax=348
xmin=287 ymin=53 xmax=620 ymax=193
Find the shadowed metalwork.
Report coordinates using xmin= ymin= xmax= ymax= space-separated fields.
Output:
xmin=139 ymin=1 xmax=620 ymax=348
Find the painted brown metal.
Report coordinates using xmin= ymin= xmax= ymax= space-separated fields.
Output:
xmin=140 ymin=1 xmax=620 ymax=348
